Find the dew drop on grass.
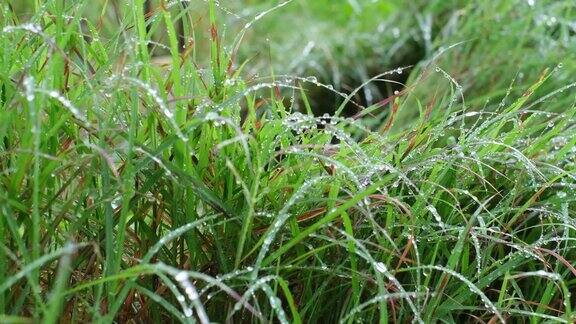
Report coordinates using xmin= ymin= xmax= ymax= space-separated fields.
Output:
xmin=224 ymin=78 xmax=237 ymax=86
xmin=470 ymin=232 xmax=482 ymax=276
xmin=23 ymin=76 xmax=35 ymax=102
xmin=45 ymin=90 xmax=87 ymax=123
xmin=306 ymin=76 xmax=318 ymax=83
xmin=375 ymin=262 xmax=387 ymax=273
xmin=120 ymin=77 xmax=188 ymax=141
xmin=145 ymin=192 xmax=155 ymax=202
xmin=243 ymin=0 xmax=292 ymax=30
xmin=3 ymin=23 xmax=43 ymax=34
xmin=174 ymin=271 xmax=188 ymax=283
xmin=427 ymin=205 xmax=446 ymax=229
xmin=183 ymin=307 xmax=193 ymax=317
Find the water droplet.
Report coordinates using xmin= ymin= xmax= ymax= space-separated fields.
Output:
xmin=375 ymin=262 xmax=387 ymax=273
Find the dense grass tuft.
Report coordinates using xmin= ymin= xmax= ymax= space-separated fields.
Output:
xmin=1 ymin=0 xmax=575 ymax=323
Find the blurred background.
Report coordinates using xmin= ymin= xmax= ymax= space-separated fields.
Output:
xmin=225 ymin=0 xmax=576 ymax=118
xmin=8 ymin=0 xmax=576 ymax=119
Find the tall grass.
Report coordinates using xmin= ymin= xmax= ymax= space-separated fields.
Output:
xmin=0 ymin=0 xmax=575 ymax=323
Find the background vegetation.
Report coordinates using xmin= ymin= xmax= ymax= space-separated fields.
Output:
xmin=1 ymin=0 xmax=575 ymax=323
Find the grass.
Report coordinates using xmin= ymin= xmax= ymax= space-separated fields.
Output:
xmin=228 ymin=0 xmax=576 ymax=114
xmin=1 ymin=0 xmax=575 ymax=323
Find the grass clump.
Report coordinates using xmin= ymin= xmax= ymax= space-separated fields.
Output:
xmin=1 ymin=0 xmax=575 ymax=323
